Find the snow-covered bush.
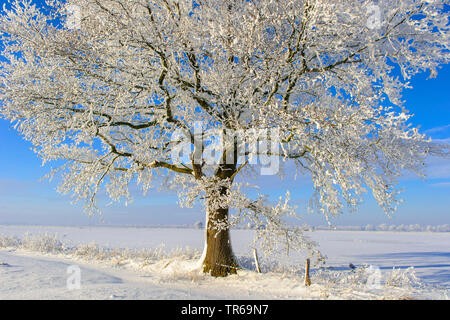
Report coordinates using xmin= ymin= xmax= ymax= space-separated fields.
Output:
xmin=0 ymin=234 xmax=20 ymax=248
xmin=385 ymin=267 xmax=419 ymax=289
xmin=21 ymin=233 xmax=64 ymax=254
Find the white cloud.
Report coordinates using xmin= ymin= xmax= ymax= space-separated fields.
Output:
xmin=431 ymin=137 xmax=450 ymax=144
xmin=425 ymin=156 xmax=450 ymax=179
xmin=425 ymin=124 xmax=450 ymax=135
xmin=429 ymin=181 xmax=450 ymax=188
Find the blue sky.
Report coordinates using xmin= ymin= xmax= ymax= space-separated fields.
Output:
xmin=0 ymin=0 xmax=449 ymax=227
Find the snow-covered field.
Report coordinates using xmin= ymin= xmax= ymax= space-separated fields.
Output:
xmin=0 ymin=225 xmax=448 ymax=300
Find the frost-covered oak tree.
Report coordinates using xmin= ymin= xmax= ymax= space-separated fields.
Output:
xmin=0 ymin=0 xmax=449 ymax=276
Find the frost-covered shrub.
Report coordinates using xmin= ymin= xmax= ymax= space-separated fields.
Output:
xmin=0 ymin=235 xmax=21 ymax=248
xmin=385 ymin=267 xmax=419 ymax=288
xmin=21 ymin=233 xmax=64 ymax=254
xmin=0 ymin=232 xmax=201 ymax=269
xmin=72 ymin=243 xmax=109 ymax=260
xmin=309 ymin=265 xmax=423 ymax=298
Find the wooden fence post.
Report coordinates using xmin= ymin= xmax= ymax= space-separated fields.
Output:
xmin=305 ymin=258 xmax=311 ymax=286
xmin=253 ymin=248 xmax=261 ymax=273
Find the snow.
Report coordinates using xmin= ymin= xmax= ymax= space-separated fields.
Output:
xmin=0 ymin=225 xmax=448 ymax=300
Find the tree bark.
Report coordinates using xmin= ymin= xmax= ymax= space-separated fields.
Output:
xmin=202 ymin=205 xmax=239 ymax=277
xmin=201 ymin=162 xmax=239 ymax=277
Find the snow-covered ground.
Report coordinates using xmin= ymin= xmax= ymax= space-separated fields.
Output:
xmin=0 ymin=225 xmax=448 ymax=300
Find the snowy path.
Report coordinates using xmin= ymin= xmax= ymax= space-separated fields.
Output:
xmin=0 ymin=249 xmax=261 ymax=300
xmin=0 ymin=249 xmax=294 ymax=300
xmin=0 ymin=249 xmax=198 ymax=299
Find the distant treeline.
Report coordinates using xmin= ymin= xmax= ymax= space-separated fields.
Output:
xmin=298 ymin=224 xmax=449 ymax=232
xmin=232 ymin=223 xmax=450 ymax=232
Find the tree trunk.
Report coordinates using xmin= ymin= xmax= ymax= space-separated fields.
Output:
xmin=196 ymin=148 xmax=239 ymax=277
xmin=201 ymin=159 xmax=239 ymax=277
xmin=202 ymin=205 xmax=239 ymax=277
